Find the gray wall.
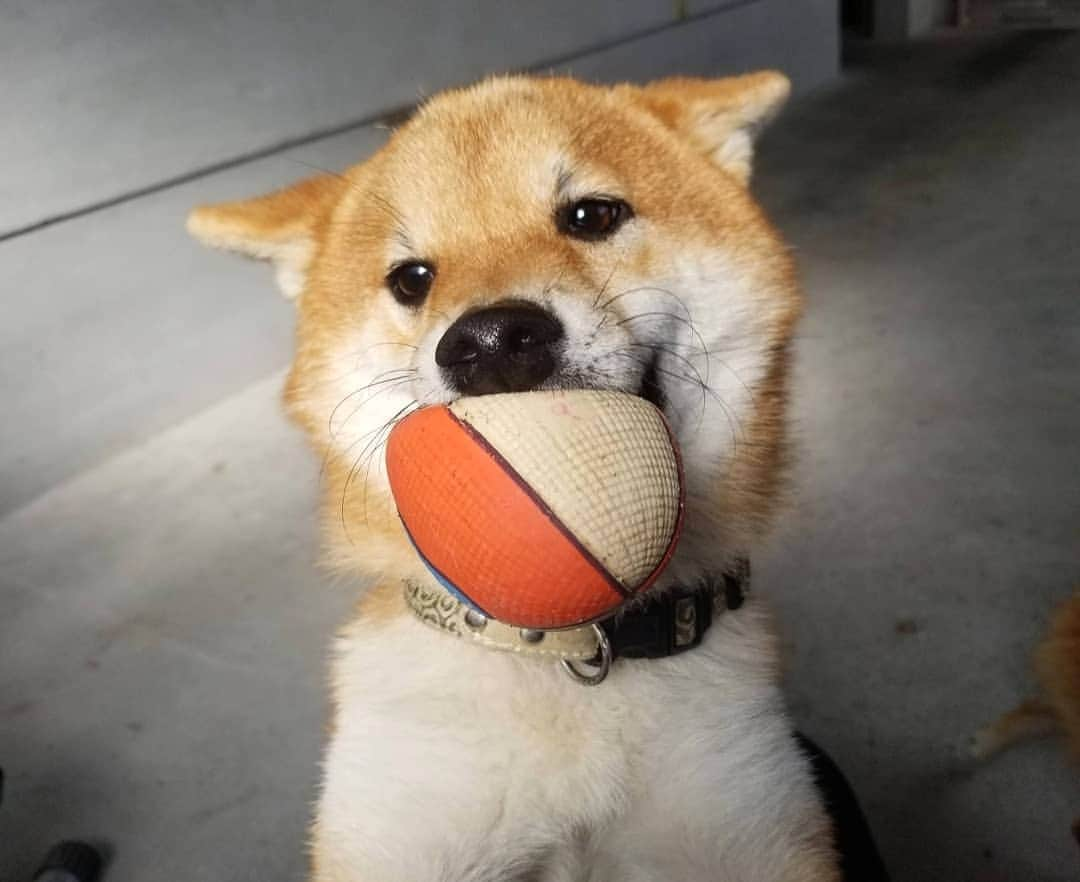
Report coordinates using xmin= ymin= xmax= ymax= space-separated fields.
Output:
xmin=1 ymin=0 xmax=838 ymax=238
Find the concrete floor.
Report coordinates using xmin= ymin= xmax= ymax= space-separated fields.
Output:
xmin=754 ymin=32 xmax=1080 ymax=880
xmin=2 ymin=27 xmax=1078 ymax=882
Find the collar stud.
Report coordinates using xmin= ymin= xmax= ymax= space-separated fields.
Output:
xmin=464 ymin=609 xmax=488 ymax=630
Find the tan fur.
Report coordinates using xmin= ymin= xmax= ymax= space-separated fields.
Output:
xmin=189 ymin=72 xmax=837 ymax=882
xmin=189 ymin=173 xmax=344 ymax=297
xmin=631 ymin=73 xmax=792 ymax=183
xmin=975 ymin=589 xmax=1080 ymax=760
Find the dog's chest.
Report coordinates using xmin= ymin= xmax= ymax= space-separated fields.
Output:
xmin=313 ymin=595 xmax=823 ymax=882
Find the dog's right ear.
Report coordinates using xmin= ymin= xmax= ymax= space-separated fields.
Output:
xmin=187 ymin=172 xmax=346 ymax=299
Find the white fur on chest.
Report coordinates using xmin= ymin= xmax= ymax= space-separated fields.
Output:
xmin=314 ymin=596 xmax=833 ymax=882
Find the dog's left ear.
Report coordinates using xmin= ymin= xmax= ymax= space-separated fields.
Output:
xmin=634 ymin=71 xmax=790 ymax=184
xmin=187 ymin=172 xmax=346 ymax=299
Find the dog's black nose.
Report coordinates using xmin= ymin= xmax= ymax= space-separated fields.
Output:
xmin=436 ymin=301 xmax=563 ymax=395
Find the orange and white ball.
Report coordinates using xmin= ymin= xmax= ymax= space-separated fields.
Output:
xmin=386 ymin=390 xmax=684 ymax=630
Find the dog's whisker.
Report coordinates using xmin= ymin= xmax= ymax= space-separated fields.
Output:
xmin=597 ymin=285 xmax=694 ymax=325
xmin=327 ymin=372 xmax=417 ymax=436
xmin=331 ymin=377 xmax=416 ymax=442
xmin=365 ymin=341 xmax=420 ymax=352
xmin=613 ymin=308 xmax=705 ymax=341
xmin=641 ymin=335 xmax=758 ymax=409
xmin=622 ymin=341 xmax=709 ymax=392
xmin=702 ymin=350 xmax=758 ymax=408
xmin=340 ymin=399 xmax=420 ymax=540
xmin=591 ymin=260 xmax=624 ymax=311
xmin=612 ymin=350 xmax=710 ymax=434
xmin=614 ymin=309 xmax=713 ymax=388
xmin=321 ymin=379 xmax=417 ymax=483
xmin=319 ymin=357 xmax=417 ymax=384
xmin=330 ymin=385 xmax=415 ymax=458
xmin=356 ymin=391 xmax=435 ymax=522
xmin=351 ymin=368 xmax=419 ymax=386
xmin=615 ymin=346 xmax=744 ymax=456
xmin=541 ymin=267 xmax=568 ymax=300
xmin=354 ymin=401 xmax=427 ymax=524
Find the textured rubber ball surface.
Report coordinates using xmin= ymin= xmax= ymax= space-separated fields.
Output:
xmin=386 ymin=390 xmax=683 ymax=629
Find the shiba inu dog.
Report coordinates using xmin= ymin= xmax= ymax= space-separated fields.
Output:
xmin=188 ymin=72 xmax=841 ymax=882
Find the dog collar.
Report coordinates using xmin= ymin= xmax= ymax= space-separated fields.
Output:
xmin=403 ymin=558 xmax=749 ymax=685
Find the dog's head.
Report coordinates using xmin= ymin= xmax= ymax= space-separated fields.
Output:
xmin=188 ymin=73 xmax=799 ymax=579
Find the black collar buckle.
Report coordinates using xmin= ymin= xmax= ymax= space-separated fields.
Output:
xmin=598 ymin=559 xmax=749 ymax=663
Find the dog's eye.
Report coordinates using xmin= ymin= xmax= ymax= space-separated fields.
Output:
xmin=557 ymin=198 xmax=631 ymax=241
xmin=387 ymin=261 xmax=435 ymax=306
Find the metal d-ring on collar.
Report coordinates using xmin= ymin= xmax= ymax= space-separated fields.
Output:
xmin=560 ymin=625 xmax=612 ymax=686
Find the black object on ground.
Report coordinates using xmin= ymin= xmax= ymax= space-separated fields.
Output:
xmin=797 ymin=733 xmax=891 ymax=882
xmin=31 ymin=841 xmax=104 ymax=882
xmin=1 ymin=765 xmax=105 ymax=882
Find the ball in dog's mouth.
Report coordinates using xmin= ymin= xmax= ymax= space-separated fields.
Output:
xmin=386 ymin=388 xmax=684 ymax=629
